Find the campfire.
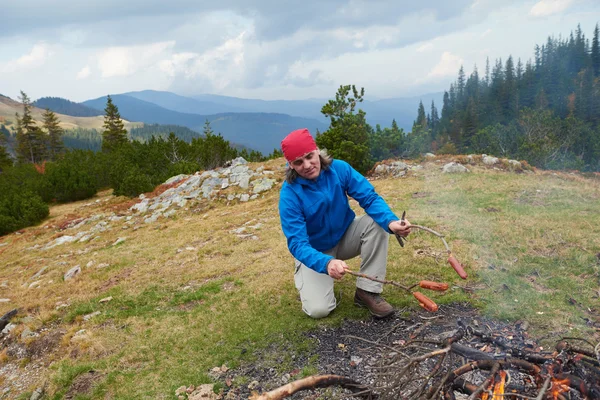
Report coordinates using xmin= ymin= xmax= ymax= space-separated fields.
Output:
xmin=252 ymin=319 xmax=600 ymax=399
xmin=372 ymin=323 xmax=600 ymax=399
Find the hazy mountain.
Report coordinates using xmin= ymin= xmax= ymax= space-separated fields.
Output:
xmin=82 ymin=95 xmax=328 ymax=154
xmin=122 ymin=90 xmax=443 ymax=131
xmin=33 ymin=97 xmax=104 ymax=117
xmin=124 ymin=90 xmax=249 ymax=115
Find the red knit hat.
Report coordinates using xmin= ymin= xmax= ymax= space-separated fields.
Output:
xmin=281 ymin=128 xmax=317 ymax=162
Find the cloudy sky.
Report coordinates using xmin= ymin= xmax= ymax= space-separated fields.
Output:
xmin=0 ymin=0 xmax=598 ymax=102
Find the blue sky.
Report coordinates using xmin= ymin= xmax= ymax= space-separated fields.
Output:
xmin=0 ymin=0 xmax=598 ymax=102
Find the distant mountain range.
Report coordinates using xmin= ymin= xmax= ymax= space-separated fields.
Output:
xmin=122 ymin=90 xmax=444 ymax=131
xmin=82 ymin=95 xmax=329 ymax=154
xmin=5 ymin=89 xmax=443 ymax=155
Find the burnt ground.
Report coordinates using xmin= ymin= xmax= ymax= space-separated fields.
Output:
xmin=213 ymin=304 xmax=600 ymax=399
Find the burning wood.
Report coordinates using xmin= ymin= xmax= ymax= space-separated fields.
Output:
xmin=253 ymin=322 xmax=600 ymax=399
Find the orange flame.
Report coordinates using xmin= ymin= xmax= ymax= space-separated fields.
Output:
xmin=481 ymin=370 xmax=507 ymax=400
xmin=550 ymin=378 xmax=570 ymax=399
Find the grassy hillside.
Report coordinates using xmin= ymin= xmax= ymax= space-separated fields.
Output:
xmin=0 ymin=95 xmax=141 ymax=132
xmin=0 ymin=156 xmax=598 ymax=398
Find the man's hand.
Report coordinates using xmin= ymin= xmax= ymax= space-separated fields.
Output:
xmin=389 ymin=218 xmax=412 ymax=237
xmin=327 ymin=259 xmax=349 ymax=280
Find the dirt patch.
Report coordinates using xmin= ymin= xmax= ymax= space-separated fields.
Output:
xmin=64 ymin=370 xmax=104 ymax=399
xmin=411 ymin=191 xmax=431 ymax=199
xmin=97 ymin=268 xmax=133 ymax=291
xmin=26 ymin=328 xmax=66 ymax=360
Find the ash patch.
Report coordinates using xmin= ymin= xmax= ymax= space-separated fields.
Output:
xmin=215 ymin=304 xmax=494 ymax=399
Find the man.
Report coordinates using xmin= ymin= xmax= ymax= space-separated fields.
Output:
xmin=278 ymin=128 xmax=411 ymax=319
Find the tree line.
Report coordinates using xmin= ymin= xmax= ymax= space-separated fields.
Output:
xmin=315 ymin=23 xmax=600 ymax=174
xmin=0 ymin=94 xmax=279 ymax=235
xmin=411 ymin=23 xmax=600 ymax=171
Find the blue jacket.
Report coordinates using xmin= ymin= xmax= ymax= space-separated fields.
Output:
xmin=279 ymin=159 xmax=399 ymax=274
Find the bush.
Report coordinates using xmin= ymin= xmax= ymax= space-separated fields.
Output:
xmin=46 ymin=150 xmax=100 ymax=202
xmin=0 ymin=189 xmax=49 ymax=235
xmin=113 ymin=166 xmax=155 ymax=197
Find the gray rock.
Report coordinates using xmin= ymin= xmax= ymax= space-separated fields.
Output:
xmin=230 ymin=157 xmax=248 ymax=167
xmin=21 ymin=328 xmax=39 ymax=340
xmin=240 ymin=194 xmax=250 ymax=202
xmin=252 ymin=178 xmax=276 ymax=193
xmin=130 ymin=199 xmax=150 ymax=213
xmin=2 ymin=323 xmax=16 ymax=334
xmin=483 ymin=155 xmax=499 ymax=165
xmin=64 ymin=265 xmax=81 ymax=281
xmin=28 ymin=280 xmax=42 ymax=289
xmin=442 ymin=162 xmax=469 ymax=173
xmin=29 ymin=386 xmax=44 ymax=400
xmin=83 ymin=311 xmax=101 ymax=321
xmin=111 ymin=237 xmax=126 ymax=246
xmin=374 ymin=164 xmax=389 ymax=174
xmin=425 ymin=153 xmax=435 ymax=158
xmin=44 ymin=235 xmax=77 ymax=249
xmin=30 ymin=266 xmax=48 ymax=281
xmin=165 ymin=174 xmax=188 ymax=185
xmin=237 ymin=174 xmax=250 ymax=189
xmin=508 ymin=159 xmax=522 ymax=168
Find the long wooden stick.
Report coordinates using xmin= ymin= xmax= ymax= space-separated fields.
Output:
xmin=250 ymin=374 xmax=371 ymax=399
xmin=345 ymin=269 xmax=412 ymax=292
xmin=410 ymin=224 xmax=451 ymax=253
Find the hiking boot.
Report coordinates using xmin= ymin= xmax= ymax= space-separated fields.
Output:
xmin=354 ymin=288 xmax=394 ymax=318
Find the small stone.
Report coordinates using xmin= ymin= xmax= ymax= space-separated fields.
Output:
xmin=86 ymin=261 xmax=94 ymax=268
xmin=96 ymin=263 xmax=110 ymax=269
xmin=64 ymin=265 xmax=81 ymax=281
xmin=247 ymin=380 xmax=260 ymax=390
xmin=99 ymin=296 xmax=113 ymax=303
xmin=0 ymin=298 xmax=10 ymax=303
xmin=1 ymin=323 xmax=16 ymax=334
xmin=83 ymin=311 xmax=101 ymax=321
xmin=111 ymin=237 xmax=126 ymax=246
xmin=175 ymin=386 xmax=187 ymax=396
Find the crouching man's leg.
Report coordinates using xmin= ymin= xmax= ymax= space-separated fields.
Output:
xmin=294 ymin=261 xmax=336 ymax=319
xmin=336 ymin=215 xmax=394 ymax=318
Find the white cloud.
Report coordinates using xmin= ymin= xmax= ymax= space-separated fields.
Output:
xmin=417 ymin=42 xmax=434 ymax=52
xmin=0 ymin=43 xmax=51 ymax=73
xmin=158 ymin=32 xmax=247 ymax=90
xmin=97 ymin=41 xmax=175 ymax=78
xmin=76 ymin=65 xmax=91 ymax=80
xmin=481 ymin=28 xmax=492 ymax=38
xmin=529 ymin=0 xmax=574 ymax=17
xmin=427 ymin=51 xmax=464 ymax=78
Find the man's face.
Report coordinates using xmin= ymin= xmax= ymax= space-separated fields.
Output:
xmin=290 ymin=150 xmax=321 ymax=180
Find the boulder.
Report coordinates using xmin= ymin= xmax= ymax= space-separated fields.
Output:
xmin=442 ymin=162 xmax=469 ymax=173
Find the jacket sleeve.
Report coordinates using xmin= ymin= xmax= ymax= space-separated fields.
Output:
xmin=279 ymin=187 xmax=333 ymax=274
xmin=336 ymin=160 xmax=399 ymax=233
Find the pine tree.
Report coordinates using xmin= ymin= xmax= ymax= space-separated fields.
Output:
xmin=413 ymin=101 xmax=428 ymax=131
xmin=101 ymin=95 xmax=128 ymax=152
xmin=317 ymin=85 xmax=372 ymax=173
xmin=15 ymin=91 xmax=47 ymax=163
xmin=430 ymin=100 xmax=439 ymax=133
xmin=42 ymin=108 xmax=64 ymax=160
xmin=592 ymin=23 xmax=600 ymax=77
xmin=203 ymin=119 xmax=214 ymax=136
xmin=0 ymin=131 xmax=12 ymax=172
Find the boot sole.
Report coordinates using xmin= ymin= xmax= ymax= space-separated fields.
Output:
xmin=354 ymin=298 xmax=395 ymax=319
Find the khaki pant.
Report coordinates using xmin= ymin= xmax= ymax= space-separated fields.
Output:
xmin=293 ymin=215 xmax=389 ymax=318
